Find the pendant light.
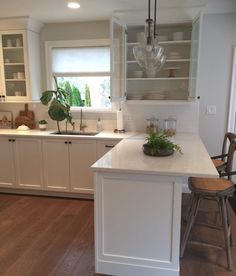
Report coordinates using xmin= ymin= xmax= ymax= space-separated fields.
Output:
xmin=133 ymin=0 xmax=166 ymax=72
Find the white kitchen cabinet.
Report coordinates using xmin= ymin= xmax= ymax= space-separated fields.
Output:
xmin=0 ymin=137 xmax=43 ymax=189
xmin=42 ymin=139 xmax=70 ymax=192
xmin=42 ymin=138 xmax=97 ymax=194
xmin=70 ymin=139 xmax=97 ymax=194
xmin=0 ymin=28 xmax=41 ymax=102
xmin=96 ymin=139 xmax=121 ymax=159
xmin=15 ymin=138 xmax=43 ymax=189
xmin=126 ymin=23 xmax=194 ymax=101
xmin=0 ymin=137 xmax=16 ymax=187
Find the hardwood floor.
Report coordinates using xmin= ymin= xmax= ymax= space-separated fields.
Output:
xmin=0 ymin=193 xmax=235 ymax=276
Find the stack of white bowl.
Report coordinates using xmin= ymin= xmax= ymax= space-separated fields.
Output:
xmin=144 ymin=91 xmax=166 ymax=100
xmin=133 ymin=70 xmax=143 ymax=78
xmin=168 ymin=52 xmax=181 ymax=59
xmin=172 ymin=32 xmax=184 ymax=41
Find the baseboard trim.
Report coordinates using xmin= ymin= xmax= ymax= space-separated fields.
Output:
xmin=0 ymin=188 xmax=94 ymax=200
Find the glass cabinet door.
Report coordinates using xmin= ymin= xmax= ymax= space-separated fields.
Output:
xmin=110 ymin=17 xmax=127 ymax=101
xmin=189 ymin=16 xmax=200 ymax=100
xmin=1 ymin=33 xmax=27 ymax=98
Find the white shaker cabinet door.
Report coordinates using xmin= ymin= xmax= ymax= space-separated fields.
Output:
xmin=15 ymin=138 xmax=43 ymax=190
xmin=69 ymin=139 xmax=97 ymax=194
xmin=42 ymin=139 xmax=70 ymax=192
xmin=0 ymin=137 xmax=16 ymax=187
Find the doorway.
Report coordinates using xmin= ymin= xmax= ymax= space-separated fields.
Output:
xmin=228 ymin=46 xmax=236 ymax=213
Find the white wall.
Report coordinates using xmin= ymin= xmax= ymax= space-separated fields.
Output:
xmin=198 ymin=12 xmax=236 ymax=155
xmin=40 ymin=20 xmax=109 ymax=90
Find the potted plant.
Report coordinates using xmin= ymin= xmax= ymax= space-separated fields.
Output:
xmin=143 ymin=132 xmax=182 ymax=156
xmin=38 ymin=119 xmax=48 ymax=131
xmin=40 ymin=76 xmax=73 ymax=134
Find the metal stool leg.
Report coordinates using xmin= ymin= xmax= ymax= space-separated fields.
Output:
xmin=185 ymin=192 xmax=194 ymax=222
xmin=220 ymin=196 xmax=233 ymax=271
xmin=225 ymin=198 xmax=234 ymax=246
xmin=180 ymin=193 xmax=200 ymax=258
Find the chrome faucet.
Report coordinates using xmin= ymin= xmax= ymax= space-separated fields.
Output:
xmin=79 ymin=109 xmax=87 ymax=131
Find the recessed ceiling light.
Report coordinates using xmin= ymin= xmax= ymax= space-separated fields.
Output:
xmin=67 ymin=1 xmax=80 ymax=9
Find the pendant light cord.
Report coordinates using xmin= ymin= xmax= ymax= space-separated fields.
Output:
xmin=148 ymin=0 xmax=151 ymax=40
xmin=148 ymin=0 xmax=150 ymax=20
xmin=154 ymin=0 xmax=157 ymax=38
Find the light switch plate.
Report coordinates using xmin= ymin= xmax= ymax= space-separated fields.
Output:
xmin=206 ymin=105 xmax=216 ymax=115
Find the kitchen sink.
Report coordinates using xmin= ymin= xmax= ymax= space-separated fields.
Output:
xmin=51 ymin=131 xmax=98 ymax=136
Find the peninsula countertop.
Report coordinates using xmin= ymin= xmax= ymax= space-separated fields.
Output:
xmin=91 ymin=133 xmax=219 ymax=178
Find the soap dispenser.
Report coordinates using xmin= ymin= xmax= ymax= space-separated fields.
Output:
xmin=96 ymin=117 xmax=103 ymax=132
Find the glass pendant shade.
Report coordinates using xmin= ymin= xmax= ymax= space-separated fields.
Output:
xmin=133 ymin=43 xmax=166 ymax=71
xmin=133 ymin=1 xmax=166 ymax=72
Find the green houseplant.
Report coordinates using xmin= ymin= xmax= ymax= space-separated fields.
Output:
xmin=38 ymin=119 xmax=48 ymax=131
xmin=143 ymin=132 xmax=182 ymax=156
xmin=40 ymin=76 xmax=73 ymax=133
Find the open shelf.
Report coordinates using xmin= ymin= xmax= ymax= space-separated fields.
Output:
xmin=4 ymin=63 xmax=24 ymax=66
xmin=127 ymin=77 xmax=189 ymax=81
xmin=5 ymin=79 xmax=26 ymax=81
xmin=127 ymin=40 xmax=191 ymax=46
xmin=127 ymin=59 xmax=190 ymax=64
xmin=126 ymin=100 xmax=195 ymax=105
xmin=3 ymin=47 xmax=23 ymax=50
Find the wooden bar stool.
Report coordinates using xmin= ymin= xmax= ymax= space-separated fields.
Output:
xmin=211 ymin=132 xmax=236 ymax=175
xmin=181 ymin=141 xmax=236 ymax=271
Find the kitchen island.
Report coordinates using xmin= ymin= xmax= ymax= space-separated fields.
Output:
xmin=91 ymin=133 xmax=218 ymax=276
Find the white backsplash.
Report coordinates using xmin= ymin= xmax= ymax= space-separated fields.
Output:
xmin=0 ymin=101 xmax=199 ymax=133
xmin=122 ymin=101 xmax=199 ymax=133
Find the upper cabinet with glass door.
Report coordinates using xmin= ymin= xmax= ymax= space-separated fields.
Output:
xmin=0 ymin=21 xmax=42 ymax=102
xmin=110 ymin=17 xmax=127 ymax=102
xmin=126 ymin=23 xmax=195 ymax=101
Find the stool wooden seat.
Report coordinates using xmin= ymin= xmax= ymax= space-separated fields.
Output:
xmin=189 ymin=177 xmax=234 ymax=196
xmin=181 ymin=141 xmax=236 ymax=271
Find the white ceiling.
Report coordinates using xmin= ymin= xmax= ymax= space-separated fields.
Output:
xmin=0 ymin=0 xmax=234 ymax=24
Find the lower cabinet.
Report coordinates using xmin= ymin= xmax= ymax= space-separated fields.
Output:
xmin=0 ymin=137 xmax=43 ymax=189
xmin=42 ymin=139 xmax=70 ymax=192
xmin=96 ymin=139 xmax=121 ymax=159
xmin=42 ymin=138 xmax=97 ymax=194
xmin=15 ymin=138 xmax=43 ymax=189
xmin=70 ymin=140 xmax=97 ymax=194
xmin=0 ymin=136 xmax=121 ymax=195
xmin=0 ymin=137 xmax=16 ymax=187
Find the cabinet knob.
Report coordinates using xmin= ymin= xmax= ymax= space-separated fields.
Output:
xmin=8 ymin=139 xmax=12 ymax=142
xmin=69 ymin=141 xmax=72 ymax=144
xmin=12 ymin=139 xmax=15 ymax=142
xmin=65 ymin=141 xmax=68 ymax=144
xmin=105 ymin=145 xmax=114 ymax=148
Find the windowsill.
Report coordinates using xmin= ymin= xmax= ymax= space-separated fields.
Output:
xmin=70 ymin=107 xmax=116 ymax=114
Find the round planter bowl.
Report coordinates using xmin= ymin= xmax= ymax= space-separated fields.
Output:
xmin=39 ymin=124 xmax=47 ymax=131
xmin=143 ymin=143 xmax=174 ymax=157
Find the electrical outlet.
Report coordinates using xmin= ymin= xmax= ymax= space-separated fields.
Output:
xmin=206 ymin=105 xmax=216 ymax=115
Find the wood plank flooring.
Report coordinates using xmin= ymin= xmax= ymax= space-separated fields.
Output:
xmin=0 ymin=193 xmax=235 ymax=276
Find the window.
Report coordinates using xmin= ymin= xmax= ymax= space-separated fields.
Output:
xmin=45 ymin=39 xmax=111 ymax=109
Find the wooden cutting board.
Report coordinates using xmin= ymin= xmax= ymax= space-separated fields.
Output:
xmin=15 ymin=104 xmax=36 ymax=129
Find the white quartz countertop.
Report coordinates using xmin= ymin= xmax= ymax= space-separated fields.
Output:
xmin=91 ymin=133 xmax=219 ymax=178
xmin=0 ymin=129 xmax=134 ymax=140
